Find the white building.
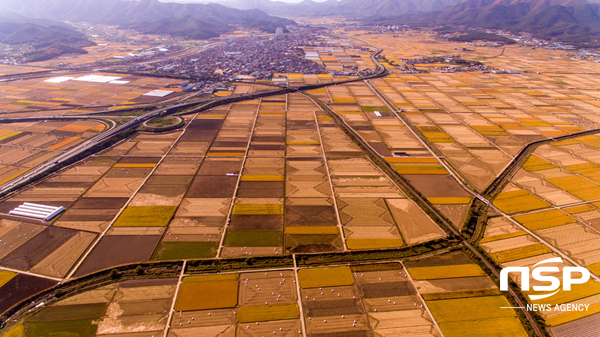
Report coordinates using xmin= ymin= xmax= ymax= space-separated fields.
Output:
xmin=275 ymin=27 xmax=284 ymax=38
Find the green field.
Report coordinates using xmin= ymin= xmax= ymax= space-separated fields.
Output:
xmin=224 ymin=231 xmax=282 ymax=247
xmin=24 ymin=319 xmax=98 ymax=337
xmin=28 ymin=303 xmax=107 ymax=322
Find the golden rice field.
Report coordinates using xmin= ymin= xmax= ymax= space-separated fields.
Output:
xmin=298 ymin=266 xmax=354 ymax=288
xmin=237 ymin=304 xmax=299 ymax=323
xmin=489 ymin=244 xmax=553 ymax=263
xmin=408 ymin=264 xmax=486 ymax=280
xmin=175 ymin=276 xmax=239 ymax=311
xmin=512 ymin=210 xmax=575 ymax=231
xmin=0 ymin=270 xmax=17 ymax=288
xmin=493 ymin=189 xmax=551 ymax=214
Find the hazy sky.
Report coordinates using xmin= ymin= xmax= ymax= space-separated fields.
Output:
xmin=162 ymin=0 xmax=330 ymax=3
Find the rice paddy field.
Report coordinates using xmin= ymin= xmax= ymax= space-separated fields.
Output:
xmin=5 ymin=27 xmax=600 ymax=337
xmin=0 ymin=73 xmax=185 ymax=117
xmin=0 ymin=90 xmax=446 ymax=289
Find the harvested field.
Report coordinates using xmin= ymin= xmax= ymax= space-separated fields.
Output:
xmin=54 ymin=285 xmax=117 ymax=306
xmin=298 ymin=267 xmax=354 ymax=288
xmin=386 ymin=199 xmax=444 ymax=244
xmin=403 ymin=175 xmax=469 ymax=197
xmin=415 ymin=276 xmax=498 ymax=298
xmin=113 ymin=206 xmax=177 ymax=227
xmin=73 ymin=235 xmax=161 ymax=277
xmin=305 ymin=313 xmax=370 ymax=336
xmin=175 ymin=198 xmax=230 ymax=219
xmin=551 ymin=312 xmax=600 ymax=337
xmin=480 ymin=235 xmax=541 ymax=253
xmin=153 ymin=242 xmax=218 ymax=261
xmin=29 ymin=231 xmax=97 ymax=278
xmin=0 ymin=226 xmax=79 ymax=271
xmin=175 ymin=278 xmax=238 ymax=312
xmin=85 ymin=177 xmax=148 ymax=198
xmin=0 ymin=222 xmax=44 ymax=260
xmin=361 ymin=294 xmax=423 ymax=312
xmin=368 ymin=309 xmax=438 ymax=336
xmin=337 ymin=198 xmax=395 ymax=227
xmin=229 ymin=215 xmax=283 ymax=231
xmin=237 ymin=303 xmax=299 ymax=322
xmin=238 ymin=271 xmax=296 ymax=306
xmin=237 ymin=320 xmax=301 ymax=337
xmin=154 ymin=157 xmax=203 ymax=175
xmin=170 ymin=308 xmax=235 ymax=329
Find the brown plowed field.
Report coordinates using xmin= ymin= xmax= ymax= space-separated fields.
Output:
xmin=0 ymin=274 xmax=57 ymax=313
xmin=186 ymin=176 xmax=238 ymax=198
xmin=197 ymin=159 xmax=243 ymax=176
xmin=71 ymin=197 xmax=129 ymax=209
xmin=73 ymin=235 xmax=161 ymax=277
xmin=285 ymin=205 xmax=337 ymax=227
xmin=403 ymin=175 xmax=469 ymax=198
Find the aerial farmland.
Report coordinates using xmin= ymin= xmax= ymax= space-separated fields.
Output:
xmin=1 ymin=8 xmax=600 ymax=337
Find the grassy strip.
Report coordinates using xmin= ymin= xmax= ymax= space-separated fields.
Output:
xmin=297 ymin=238 xmax=457 ymax=267
xmin=186 ymin=256 xmax=294 ymax=274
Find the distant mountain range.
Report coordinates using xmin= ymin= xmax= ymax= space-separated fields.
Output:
xmin=0 ymin=0 xmax=598 ymax=48
xmin=0 ymin=0 xmax=295 ymax=39
xmin=376 ymin=0 xmax=600 ymax=47
xmin=211 ymin=0 xmax=463 ymax=17
xmin=211 ymin=0 xmax=600 ymax=47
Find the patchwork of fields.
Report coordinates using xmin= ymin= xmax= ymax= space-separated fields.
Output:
xmin=2 ymin=250 xmax=530 ymax=337
xmin=4 ymin=27 xmax=600 ymax=337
